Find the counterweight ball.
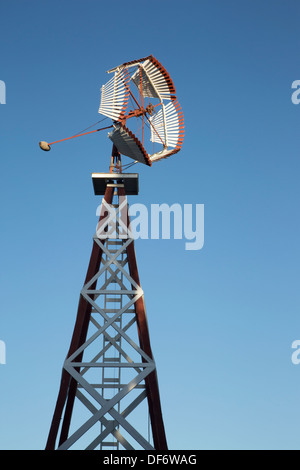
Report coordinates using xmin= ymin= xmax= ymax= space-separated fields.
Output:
xmin=39 ymin=141 xmax=51 ymax=151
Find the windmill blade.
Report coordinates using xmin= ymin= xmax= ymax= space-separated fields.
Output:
xmin=108 ymin=123 xmax=152 ymax=166
xmin=149 ymin=100 xmax=184 ymax=154
xmin=149 ymin=146 xmax=181 ymax=163
xmin=98 ymin=68 xmax=130 ymax=122
xmin=130 ymin=56 xmax=177 ymax=101
xmin=131 ymin=65 xmax=160 ymax=100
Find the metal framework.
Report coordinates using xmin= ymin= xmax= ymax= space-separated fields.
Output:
xmin=46 ymin=165 xmax=167 ymax=450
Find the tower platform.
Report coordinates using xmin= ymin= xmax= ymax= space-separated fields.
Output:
xmin=92 ymin=173 xmax=139 ymax=195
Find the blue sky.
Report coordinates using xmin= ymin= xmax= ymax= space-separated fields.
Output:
xmin=1 ymin=0 xmax=300 ymax=450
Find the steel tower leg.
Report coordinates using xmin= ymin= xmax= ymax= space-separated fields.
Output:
xmin=46 ymin=178 xmax=167 ymax=450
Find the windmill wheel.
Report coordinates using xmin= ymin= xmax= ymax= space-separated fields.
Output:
xmin=98 ymin=55 xmax=185 ymax=166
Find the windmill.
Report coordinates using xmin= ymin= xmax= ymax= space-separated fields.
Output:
xmin=42 ymin=55 xmax=184 ymax=450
